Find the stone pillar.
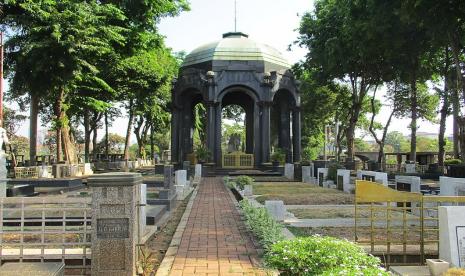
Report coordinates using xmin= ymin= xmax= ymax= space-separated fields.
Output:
xmin=292 ymin=107 xmax=302 ymax=162
xmin=279 ymin=101 xmax=291 ymax=163
xmin=205 ymin=101 xmax=216 ymax=160
xmin=89 ymin=172 xmax=142 ymax=276
xmin=214 ymin=102 xmax=222 ymax=165
xmin=260 ymin=101 xmax=271 ymax=163
xmin=171 ymin=107 xmax=179 ymax=163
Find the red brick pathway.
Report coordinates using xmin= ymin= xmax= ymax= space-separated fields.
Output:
xmin=169 ymin=177 xmax=265 ymax=276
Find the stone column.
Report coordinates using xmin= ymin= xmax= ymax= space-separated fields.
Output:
xmin=171 ymin=107 xmax=179 ymax=163
xmin=214 ymin=102 xmax=222 ymax=165
xmin=205 ymin=101 xmax=216 ymax=160
xmin=279 ymin=101 xmax=291 ymax=163
xmin=259 ymin=101 xmax=271 ymax=164
xmin=89 ymin=172 xmax=142 ymax=276
xmin=292 ymin=107 xmax=302 ymax=162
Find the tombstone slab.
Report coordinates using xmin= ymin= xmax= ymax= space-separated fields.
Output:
xmin=439 ymin=206 xmax=465 ymax=268
xmin=337 ymin=169 xmax=351 ymax=192
xmin=265 ymin=200 xmax=286 ymax=221
xmin=0 ymin=262 xmax=65 ymax=276
xmin=243 ymin=185 xmax=253 ymax=196
xmin=405 ymin=163 xmax=416 ymax=174
xmin=88 ymin=172 xmax=142 ymax=276
xmin=317 ymin=168 xmax=328 ymax=187
xmin=302 ymin=166 xmax=314 ymax=184
xmin=395 ymin=175 xmax=421 ymax=193
xmin=195 ymin=164 xmax=202 ymax=178
xmin=284 ymin=163 xmax=294 ymax=180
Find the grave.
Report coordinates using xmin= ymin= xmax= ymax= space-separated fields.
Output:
xmin=440 ymin=176 xmax=465 ymax=198
xmin=284 ymin=163 xmax=294 ymax=180
xmin=395 ymin=175 xmax=421 ymax=193
xmin=317 ymin=168 xmax=328 ymax=187
xmin=8 ymin=178 xmax=83 ymax=188
xmin=88 ymin=172 xmax=141 ymax=275
xmin=336 ymin=169 xmax=351 ymax=192
xmin=140 ymin=183 xmax=147 ymax=235
xmin=265 ymin=200 xmax=286 ymax=221
xmin=195 ymin=164 xmax=202 ymax=179
xmin=155 ymin=164 xmax=165 ymax=175
xmin=357 ymin=170 xmax=388 ymax=186
xmin=302 ymin=165 xmax=315 ymax=184
xmin=6 ymin=184 xmax=36 ymax=197
xmin=439 ymin=206 xmax=465 ymax=268
xmin=405 ymin=163 xmax=416 ymax=174
xmin=147 ymin=165 xmax=177 ymax=210
xmin=0 ymin=262 xmax=65 ymax=276
xmin=243 ymin=185 xmax=253 ymax=196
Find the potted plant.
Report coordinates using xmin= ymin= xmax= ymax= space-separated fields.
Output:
xmin=195 ymin=144 xmax=211 ymax=164
xmin=271 ymin=148 xmax=286 ymax=169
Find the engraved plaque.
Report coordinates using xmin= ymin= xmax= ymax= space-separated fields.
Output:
xmin=457 ymin=226 xmax=465 ymax=268
xmin=101 ymin=204 xmax=125 ymax=216
xmin=97 ymin=218 xmax=129 ymax=239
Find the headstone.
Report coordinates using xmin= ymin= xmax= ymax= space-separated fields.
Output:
xmin=317 ymin=168 xmax=328 ymax=187
xmin=440 ymin=176 xmax=465 ymax=197
xmin=84 ymin=163 xmax=93 ymax=175
xmin=358 ymin=170 xmax=388 ymax=186
xmin=265 ymin=200 xmax=286 ymax=221
xmin=405 ymin=163 xmax=416 ymax=174
xmin=243 ymin=185 xmax=253 ymax=196
xmin=395 ymin=175 xmax=421 ymax=193
xmin=0 ymin=262 xmax=65 ymax=276
xmin=284 ymin=163 xmax=294 ymax=180
xmin=140 ymin=184 xmax=147 ymax=235
xmin=302 ymin=166 xmax=313 ymax=184
xmin=39 ymin=164 xmax=49 ymax=178
xmin=88 ymin=172 xmax=142 ymax=275
xmin=0 ymin=151 xmax=8 ymax=197
xmin=163 ymin=165 xmax=174 ymax=190
xmin=175 ymin=170 xmax=187 ymax=187
xmin=195 ymin=164 xmax=202 ymax=178
xmin=337 ymin=169 xmax=351 ymax=192
xmin=439 ymin=206 xmax=465 ymax=268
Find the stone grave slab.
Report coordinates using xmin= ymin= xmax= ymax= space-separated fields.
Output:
xmin=302 ymin=165 xmax=315 ymax=184
xmin=0 ymin=262 xmax=65 ymax=276
xmin=439 ymin=206 xmax=465 ymax=268
xmin=284 ymin=163 xmax=294 ymax=180
xmin=317 ymin=168 xmax=328 ymax=187
xmin=265 ymin=200 xmax=286 ymax=221
xmin=337 ymin=169 xmax=351 ymax=192
xmin=395 ymin=175 xmax=421 ymax=193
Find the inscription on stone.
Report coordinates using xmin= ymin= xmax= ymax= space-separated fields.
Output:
xmin=97 ymin=218 xmax=129 ymax=239
xmin=457 ymin=226 xmax=465 ymax=268
xmin=101 ymin=204 xmax=125 ymax=216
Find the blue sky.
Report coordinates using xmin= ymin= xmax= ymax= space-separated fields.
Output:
xmin=6 ymin=0 xmax=452 ymax=142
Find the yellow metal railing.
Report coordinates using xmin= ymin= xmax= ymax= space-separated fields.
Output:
xmin=355 ymin=180 xmax=465 ymax=267
xmin=222 ymin=152 xmax=254 ymax=168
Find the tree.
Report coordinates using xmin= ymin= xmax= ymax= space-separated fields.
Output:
xmin=385 ymin=131 xmax=409 ymax=153
xmin=96 ymin=133 xmax=125 ymax=154
xmin=3 ymin=105 xmax=26 ymax=137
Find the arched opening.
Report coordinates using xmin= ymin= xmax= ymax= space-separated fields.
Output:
xmin=219 ymin=88 xmax=257 ymax=167
xmin=271 ymin=89 xmax=297 ymax=163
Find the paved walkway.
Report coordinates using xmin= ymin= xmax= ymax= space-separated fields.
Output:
xmin=169 ymin=177 xmax=266 ymax=276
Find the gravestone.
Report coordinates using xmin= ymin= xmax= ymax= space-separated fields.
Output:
xmin=337 ymin=169 xmax=351 ymax=192
xmin=243 ymin=185 xmax=253 ymax=196
xmin=195 ymin=164 xmax=202 ymax=178
xmin=84 ymin=163 xmax=93 ymax=175
xmin=395 ymin=175 xmax=421 ymax=193
xmin=148 ymin=165 xmax=177 ymax=210
xmin=175 ymin=170 xmax=187 ymax=187
xmin=358 ymin=170 xmax=388 ymax=186
xmin=88 ymin=172 xmax=142 ymax=276
xmin=265 ymin=200 xmax=286 ymax=221
xmin=39 ymin=164 xmax=49 ymax=178
xmin=405 ymin=163 xmax=416 ymax=174
xmin=440 ymin=176 xmax=465 ymax=197
xmin=302 ymin=166 xmax=315 ymax=184
xmin=439 ymin=206 xmax=465 ymax=268
xmin=317 ymin=168 xmax=328 ymax=187
xmin=284 ymin=163 xmax=294 ymax=180
xmin=140 ymin=184 xmax=147 ymax=235
xmin=163 ymin=165 xmax=174 ymax=190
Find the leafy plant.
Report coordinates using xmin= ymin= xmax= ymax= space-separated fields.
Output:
xmin=271 ymin=148 xmax=286 ymax=164
xmin=195 ymin=144 xmax=211 ymax=162
xmin=234 ymin=175 xmax=254 ymax=190
xmin=137 ymin=247 xmax=155 ymax=276
xmin=265 ymin=236 xmax=388 ymax=276
xmin=445 ymin=159 xmax=463 ymax=165
xmin=239 ymin=199 xmax=284 ymax=249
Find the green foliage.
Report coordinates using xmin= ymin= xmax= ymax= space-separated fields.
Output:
xmin=3 ymin=105 xmax=27 ymax=137
xmin=239 ymin=199 xmax=284 ymax=249
xmin=271 ymin=148 xmax=286 ymax=163
xmin=354 ymin=138 xmax=373 ymax=152
xmin=10 ymin=135 xmax=29 ymax=157
xmin=327 ymin=162 xmax=345 ymax=182
xmin=385 ymin=131 xmax=409 ymax=153
xmin=194 ymin=144 xmax=211 ymax=162
xmin=233 ymin=175 xmax=254 ymax=190
xmin=445 ymin=159 xmax=463 ymax=165
xmin=95 ymin=133 xmax=125 ymax=154
xmin=222 ymin=122 xmax=245 ymax=152
xmin=265 ymin=236 xmax=388 ymax=276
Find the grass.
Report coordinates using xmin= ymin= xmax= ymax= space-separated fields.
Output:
xmin=147 ymin=192 xmax=159 ymax=199
xmin=291 ymin=207 xmax=419 ymax=220
xmin=253 ymin=182 xmax=354 ymax=205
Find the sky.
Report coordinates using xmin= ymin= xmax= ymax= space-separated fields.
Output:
xmin=7 ymin=0 xmax=452 ymax=142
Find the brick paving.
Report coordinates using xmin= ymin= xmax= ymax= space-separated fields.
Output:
xmin=169 ymin=177 xmax=265 ymax=276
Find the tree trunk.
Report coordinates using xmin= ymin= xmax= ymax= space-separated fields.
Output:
xmin=62 ymin=124 xmax=77 ymax=164
xmin=150 ymin=123 xmax=154 ymax=159
xmin=123 ymin=100 xmax=134 ymax=160
xmin=29 ymin=93 xmax=39 ymax=165
xmin=84 ymin=110 xmax=90 ymax=163
xmin=92 ymin=128 xmax=98 ymax=160
xmin=410 ymin=80 xmax=418 ymax=163
xmin=438 ymin=48 xmax=450 ymax=166
xmin=346 ymin=77 xmax=368 ymax=161
xmin=55 ymin=89 xmax=64 ymax=162
xmin=452 ymin=86 xmax=460 ymax=159
xmin=105 ymin=111 xmax=109 ymax=159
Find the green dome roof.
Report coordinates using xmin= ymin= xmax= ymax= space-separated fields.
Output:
xmin=182 ymin=32 xmax=291 ymax=69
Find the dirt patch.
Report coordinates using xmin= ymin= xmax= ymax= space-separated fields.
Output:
xmin=291 ymin=207 xmax=419 ymax=220
xmin=253 ymin=182 xmax=354 ymax=205
xmin=144 ymin=194 xmax=191 ymax=274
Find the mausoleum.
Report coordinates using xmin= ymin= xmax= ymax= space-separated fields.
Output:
xmin=171 ymin=32 xmax=301 ymax=167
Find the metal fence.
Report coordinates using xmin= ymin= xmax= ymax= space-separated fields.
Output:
xmin=0 ymin=197 xmax=92 ymax=272
xmin=355 ymin=180 xmax=465 ymax=267
xmin=222 ymin=152 xmax=254 ymax=168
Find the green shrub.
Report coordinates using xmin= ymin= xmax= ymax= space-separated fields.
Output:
xmin=234 ymin=175 xmax=254 ymax=190
xmin=327 ymin=162 xmax=345 ymax=181
xmin=265 ymin=236 xmax=388 ymax=276
xmin=445 ymin=159 xmax=463 ymax=165
xmin=239 ymin=199 xmax=284 ymax=249
xmin=271 ymin=148 xmax=286 ymax=164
